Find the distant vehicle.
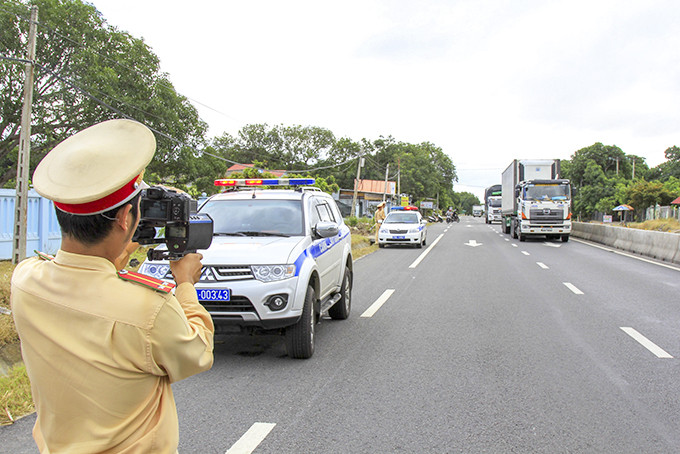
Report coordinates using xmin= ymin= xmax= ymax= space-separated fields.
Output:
xmin=501 ymin=159 xmax=572 ymax=242
xmin=138 ymin=178 xmax=353 ymax=359
xmin=378 ymin=210 xmax=427 ymax=248
xmin=472 ymin=205 xmax=484 ymax=217
xmin=484 ymin=184 xmax=502 ymax=224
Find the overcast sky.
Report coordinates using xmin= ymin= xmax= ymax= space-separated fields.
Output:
xmin=88 ymin=0 xmax=679 ymax=200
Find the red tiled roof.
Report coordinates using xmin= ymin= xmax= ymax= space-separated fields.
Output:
xmin=353 ymin=179 xmax=395 ymax=194
xmin=225 ymin=164 xmax=287 ymax=177
xmin=672 ymin=196 xmax=680 ymax=205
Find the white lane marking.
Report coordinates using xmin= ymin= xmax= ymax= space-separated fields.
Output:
xmin=511 ymin=244 xmax=518 ymax=248
xmin=521 ymin=251 xmax=530 ymax=256
xmin=537 ymin=262 xmax=549 ymax=269
xmin=571 ymin=238 xmax=680 ymax=272
xmin=620 ymin=327 xmax=673 ymax=358
xmin=361 ymin=289 xmax=396 ymax=318
xmin=504 ymin=238 xmax=510 ymax=241
xmin=226 ymin=423 xmax=276 ymax=454
xmin=409 ymin=233 xmax=444 ymax=269
xmin=544 ymin=242 xmax=561 ymax=248
xmin=465 ymin=240 xmax=482 ymax=247
xmin=563 ymin=282 xmax=584 ymax=294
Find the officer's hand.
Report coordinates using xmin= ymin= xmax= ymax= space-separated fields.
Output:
xmin=170 ymin=253 xmax=203 ymax=285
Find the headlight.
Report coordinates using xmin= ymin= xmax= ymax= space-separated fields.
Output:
xmin=380 ymin=227 xmax=388 ymax=233
xmin=251 ymin=265 xmax=296 ymax=282
xmin=138 ymin=262 xmax=170 ymax=280
xmin=408 ymin=227 xmax=421 ymax=233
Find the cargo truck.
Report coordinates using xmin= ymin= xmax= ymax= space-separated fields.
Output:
xmin=472 ymin=205 xmax=484 ymax=217
xmin=501 ymin=160 xmax=572 ymax=242
xmin=484 ymin=184 xmax=502 ymax=224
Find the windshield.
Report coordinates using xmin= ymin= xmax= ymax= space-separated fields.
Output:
xmin=384 ymin=212 xmax=420 ymax=224
xmin=200 ymin=199 xmax=304 ymax=236
xmin=488 ymin=198 xmax=501 ymax=207
xmin=524 ymin=184 xmax=570 ymax=201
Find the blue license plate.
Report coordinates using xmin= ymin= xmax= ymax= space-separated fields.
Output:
xmin=197 ymin=289 xmax=231 ymax=301
xmin=393 ymin=235 xmax=406 ymax=239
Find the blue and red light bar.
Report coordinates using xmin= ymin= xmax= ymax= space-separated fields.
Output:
xmin=215 ymin=178 xmax=316 ymax=187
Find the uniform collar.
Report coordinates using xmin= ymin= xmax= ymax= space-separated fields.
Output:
xmin=53 ymin=250 xmax=117 ymax=273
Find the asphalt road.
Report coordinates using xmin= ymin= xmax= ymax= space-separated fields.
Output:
xmin=3 ymin=216 xmax=680 ymax=453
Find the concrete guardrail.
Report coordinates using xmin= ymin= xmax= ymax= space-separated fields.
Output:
xmin=572 ymin=221 xmax=680 ymax=265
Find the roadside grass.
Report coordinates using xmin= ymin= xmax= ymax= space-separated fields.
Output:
xmin=0 ymin=364 xmax=33 ymax=426
xmin=628 ymin=218 xmax=680 ymax=233
xmin=0 ymin=236 xmax=377 ymax=425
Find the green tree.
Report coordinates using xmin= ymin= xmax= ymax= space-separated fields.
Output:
xmin=625 ymin=180 xmax=675 ymax=218
xmin=455 ymin=192 xmax=480 ymax=214
xmin=1 ymin=0 xmax=206 ymax=187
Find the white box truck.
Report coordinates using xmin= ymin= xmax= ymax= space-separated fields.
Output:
xmin=472 ymin=205 xmax=484 ymax=217
xmin=485 ymin=184 xmax=502 ymax=224
xmin=501 ymin=159 xmax=572 ymax=242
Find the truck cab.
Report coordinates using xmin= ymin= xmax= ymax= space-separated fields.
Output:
xmin=513 ymin=179 xmax=572 ymax=242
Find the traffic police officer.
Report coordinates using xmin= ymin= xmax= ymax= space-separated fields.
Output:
xmin=374 ymin=201 xmax=386 ymax=243
xmin=11 ymin=119 xmax=214 ymax=453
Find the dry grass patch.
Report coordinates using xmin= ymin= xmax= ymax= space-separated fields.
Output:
xmin=628 ymin=218 xmax=680 ymax=233
xmin=0 ymin=363 xmax=33 ymax=426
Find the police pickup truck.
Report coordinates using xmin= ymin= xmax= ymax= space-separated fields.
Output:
xmin=138 ymin=178 xmax=353 ymax=359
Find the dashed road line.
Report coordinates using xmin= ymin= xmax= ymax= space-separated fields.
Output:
xmin=521 ymin=251 xmax=530 ymax=256
xmin=563 ymin=282 xmax=584 ymax=294
xmin=620 ymin=327 xmax=673 ymax=358
xmin=226 ymin=423 xmax=276 ymax=454
xmin=409 ymin=234 xmax=444 ymax=269
xmin=361 ymin=289 xmax=396 ymax=318
xmin=536 ymin=262 xmax=549 ymax=269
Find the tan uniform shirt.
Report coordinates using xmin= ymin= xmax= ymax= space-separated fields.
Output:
xmin=11 ymin=250 xmax=215 ymax=454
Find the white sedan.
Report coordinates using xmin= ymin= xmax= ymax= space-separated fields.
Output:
xmin=378 ymin=210 xmax=427 ymax=248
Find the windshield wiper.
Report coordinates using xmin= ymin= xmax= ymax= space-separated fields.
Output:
xmin=214 ymin=232 xmax=247 ymax=236
xmin=236 ymin=231 xmax=291 ymax=237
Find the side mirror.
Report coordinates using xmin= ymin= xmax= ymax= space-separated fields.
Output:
xmin=314 ymin=221 xmax=339 ymax=239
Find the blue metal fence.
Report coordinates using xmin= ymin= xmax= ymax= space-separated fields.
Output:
xmin=0 ymin=189 xmax=62 ymax=260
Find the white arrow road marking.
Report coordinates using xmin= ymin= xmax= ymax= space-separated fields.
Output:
xmin=620 ymin=327 xmax=673 ymax=358
xmin=409 ymin=234 xmax=444 ymax=269
xmin=361 ymin=289 xmax=396 ymax=318
xmin=226 ymin=423 xmax=276 ymax=454
xmin=563 ymin=283 xmax=583 ymax=294
xmin=544 ymin=242 xmax=562 ymax=248
xmin=465 ymin=240 xmax=483 ymax=247
xmin=536 ymin=262 xmax=549 ymax=269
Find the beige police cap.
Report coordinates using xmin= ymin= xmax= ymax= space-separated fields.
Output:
xmin=377 ymin=201 xmax=386 ymax=207
xmin=33 ymin=119 xmax=155 ymax=214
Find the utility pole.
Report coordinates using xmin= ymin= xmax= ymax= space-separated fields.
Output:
xmin=632 ymin=159 xmax=636 ymax=180
xmin=397 ymin=157 xmax=401 ymax=196
xmin=13 ymin=6 xmax=38 ymax=264
xmin=382 ymin=163 xmax=389 ymax=202
xmin=350 ymin=156 xmax=364 ymax=217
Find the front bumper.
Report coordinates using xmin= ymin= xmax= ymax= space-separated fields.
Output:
xmin=195 ymin=276 xmax=303 ymax=328
xmin=378 ymin=231 xmax=423 ymax=245
xmin=520 ymin=221 xmax=571 ymax=235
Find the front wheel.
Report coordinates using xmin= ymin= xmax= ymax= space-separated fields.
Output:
xmin=561 ymin=235 xmax=570 ymax=242
xmin=285 ymin=286 xmax=315 ymax=359
xmin=329 ymin=267 xmax=351 ymax=320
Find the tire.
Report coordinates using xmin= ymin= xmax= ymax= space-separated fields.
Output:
xmin=378 ymin=243 xmax=385 ymax=248
xmin=329 ymin=266 xmax=351 ymax=320
xmin=511 ymin=221 xmax=518 ymax=239
xmin=422 ymin=236 xmax=427 ymax=246
xmin=416 ymin=237 xmax=423 ymax=248
xmin=519 ymin=230 xmax=526 ymax=242
xmin=285 ymin=286 xmax=315 ymax=359
xmin=561 ymin=235 xmax=570 ymax=242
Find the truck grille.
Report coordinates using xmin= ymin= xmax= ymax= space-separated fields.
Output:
xmin=529 ymin=208 xmax=564 ymax=223
xmin=200 ymin=296 xmax=255 ymax=313
xmin=199 ymin=265 xmax=254 ymax=282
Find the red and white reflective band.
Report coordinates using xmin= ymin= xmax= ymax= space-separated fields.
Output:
xmin=54 ymin=174 xmax=144 ymax=215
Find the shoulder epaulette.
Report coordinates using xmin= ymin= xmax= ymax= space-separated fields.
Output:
xmin=117 ymin=270 xmax=176 ymax=294
xmin=34 ymin=250 xmax=55 ymax=261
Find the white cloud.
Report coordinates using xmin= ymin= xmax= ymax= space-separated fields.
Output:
xmin=90 ymin=0 xmax=678 ymax=191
